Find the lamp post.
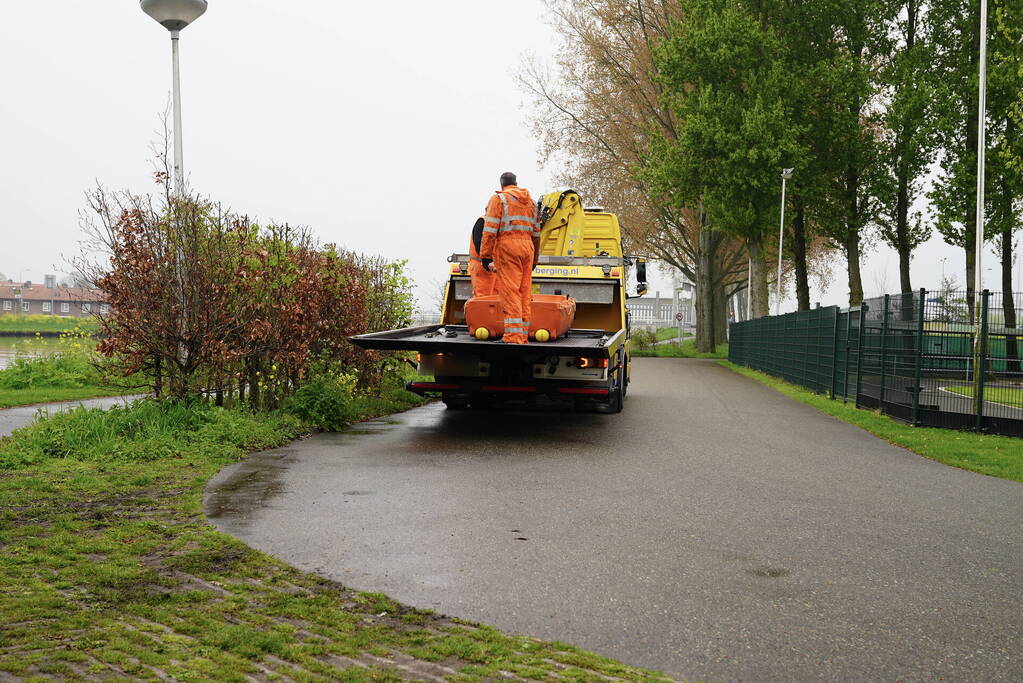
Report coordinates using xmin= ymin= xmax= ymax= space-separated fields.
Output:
xmin=141 ymin=0 xmax=208 ymax=370
xmin=972 ymin=0 xmax=989 ymax=419
xmin=141 ymin=0 xmax=208 ymax=196
xmin=775 ymin=168 xmax=794 ymax=316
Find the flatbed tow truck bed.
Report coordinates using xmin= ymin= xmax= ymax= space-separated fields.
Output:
xmin=351 ymin=324 xmax=626 ymax=409
xmin=350 ymin=324 xmax=621 ymax=359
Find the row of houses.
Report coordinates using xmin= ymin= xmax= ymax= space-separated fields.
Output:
xmin=0 ymin=275 xmax=106 ymax=318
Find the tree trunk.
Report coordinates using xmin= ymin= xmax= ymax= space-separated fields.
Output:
xmin=896 ymin=157 xmax=913 ymax=293
xmin=695 ymin=225 xmax=718 ymax=352
xmin=1001 ymin=197 xmax=1019 ymax=374
xmin=896 ymin=0 xmax=917 ymax=295
xmin=793 ymin=201 xmax=810 ymax=311
xmin=248 ymin=358 xmax=260 ymax=410
xmin=845 ymin=232 xmax=864 ymax=306
xmin=713 ymin=283 xmax=728 ymax=345
xmin=965 ymin=243 xmax=976 ymax=323
xmin=964 ymin=2 xmax=981 ymax=322
xmin=748 ymin=236 xmax=770 ymax=317
xmin=845 ymin=160 xmax=865 ymax=306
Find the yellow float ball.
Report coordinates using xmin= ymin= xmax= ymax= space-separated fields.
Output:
xmin=534 ymin=329 xmax=551 ymax=342
xmin=474 ymin=327 xmax=490 ymax=340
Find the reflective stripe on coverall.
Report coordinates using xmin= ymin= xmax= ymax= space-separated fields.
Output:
xmin=468 ymin=220 xmax=495 ymax=297
xmin=480 ymin=185 xmax=539 ymax=344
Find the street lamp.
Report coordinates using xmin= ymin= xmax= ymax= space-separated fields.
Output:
xmin=141 ymin=0 xmax=208 ymax=196
xmin=775 ymin=168 xmax=794 ymax=316
xmin=972 ymin=0 xmax=989 ymax=421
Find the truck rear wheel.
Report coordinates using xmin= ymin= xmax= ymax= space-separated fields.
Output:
xmin=443 ymin=397 xmax=469 ymax=410
xmin=610 ymin=381 xmax=624 ymax=413
xmin=469 ymin=393 xmax=495 ymax=410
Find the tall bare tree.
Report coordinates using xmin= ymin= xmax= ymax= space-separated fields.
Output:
xmin=520 ymin=0 xmax=750 ymax=348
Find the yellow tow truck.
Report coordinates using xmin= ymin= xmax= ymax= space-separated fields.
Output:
xmin=351 ymin=190 xmax=648 ymax=412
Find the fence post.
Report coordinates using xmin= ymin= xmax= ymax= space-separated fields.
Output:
xmin=830 ymin=307 xmax=840 ymax=399
xmin=843 ymin=309 xmax=853 ymax=402
xmin=879 ymin=294 xmax=890 ymax=412
xmin=976 ymin=290 xmax=990 ymax=431
xmin=912 ymin=288 xmax=926 ymax=425
xmin=854 ymin=303 xmax=866 ymax=406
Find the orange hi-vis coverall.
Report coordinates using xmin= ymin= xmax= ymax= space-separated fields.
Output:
xmin=468 ymin=217 xmax=496 ymax=297
xmin=479 ymin=185 xmax=540 ymax=344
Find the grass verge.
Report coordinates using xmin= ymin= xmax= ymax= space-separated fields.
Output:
xmin=634 ymin=340 xmax=728 ymax=359
xmin=720 ymin=360 xmax=1023 ymax=483
xmin=654 ymin=327 xmax=693 ymax=342
xmin=0 ymin=348 xmax=133 ymax=408
xmin=0 ymin=386 xmax=134 ymax=409
xmin=0 ymin=379 xmax=671 ymax=682
xmin=944 ymin=385 xmax=1023 ymax=410
xmin=0 ymin=315 xmax=99 ymax=335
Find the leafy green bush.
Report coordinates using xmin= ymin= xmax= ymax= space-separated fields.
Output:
xmin=0 ymin=352 xmax=100 ymax=389
xmin=631 ymin=328 xmax=656 ymax=351
xmin=283 ymin=371 xmax=358 ymax=431
xmin=0 ymin=399 xmax=305 ymax=469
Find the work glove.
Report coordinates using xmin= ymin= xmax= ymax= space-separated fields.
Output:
xmin=481 ymin=257 xmax=494 ymax=272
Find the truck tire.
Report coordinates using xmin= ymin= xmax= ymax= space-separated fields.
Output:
xmin=443 ymin=397 xmax=469 ymax=410
xmin=621 ymin=350 xmax=629 ymax=400
xmin=611 ymin=381 xmax=624 ymax=413
xmin=469 ymin=393 xmax=495 ymax=410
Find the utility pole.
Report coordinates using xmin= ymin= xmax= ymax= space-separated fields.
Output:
xmin=972 ymin=0 xmax=989 ymax=421
xmin=775 ymin=168 xmax=794 ymax=316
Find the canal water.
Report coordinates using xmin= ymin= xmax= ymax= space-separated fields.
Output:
xmin=0 ymin=336 xmax=66 ymax=370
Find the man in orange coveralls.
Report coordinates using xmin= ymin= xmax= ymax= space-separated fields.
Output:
xmin=479 ymin=172 xmax=540 ymax=344
xmin=468 ymin=217 xmax=496 ymax=297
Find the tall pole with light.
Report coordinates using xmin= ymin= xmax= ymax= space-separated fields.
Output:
xmin=972 ymin=0 xmax=988 ymax=420
xmin=141 ymin=0 xmax=208 ymax=370
xmin=141 ymin=0 xmax=208 ymax=197
xmin=775 ymin=168 xmax=794 ymax=316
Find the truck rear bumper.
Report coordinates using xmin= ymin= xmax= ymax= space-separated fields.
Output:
xmin=407 ymin=380 xmax=610 ymax=398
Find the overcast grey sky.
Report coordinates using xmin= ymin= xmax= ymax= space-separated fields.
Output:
xmin=0 ymin=1 xmax=1013 ymax=314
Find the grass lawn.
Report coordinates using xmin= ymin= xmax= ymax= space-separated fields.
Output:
xmin=944 ymin=385 xmax=1023 ymax=410
xmin=0 ymin=384 xmax=670 ymax=682
xmin=0 ymin=349 xmax=134 ymax=408
xmin=634 ymin=339 xmax=728 ymax=359
xmin=720 ymin=361 xmax=1023 ymax=483
xmin=0 ymin=315 xmax=99 ymax=335
xmin=0 ymin=386 xmax=134 ymax=409
xmin=654 ymin=327 xmax=692 ymax=342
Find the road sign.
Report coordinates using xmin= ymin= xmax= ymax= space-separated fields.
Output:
xmin=675 ymin=312 xmax=684 ymax=322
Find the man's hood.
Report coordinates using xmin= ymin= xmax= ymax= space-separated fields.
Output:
xmin=501 ymin=185 xmax=530 ymax=203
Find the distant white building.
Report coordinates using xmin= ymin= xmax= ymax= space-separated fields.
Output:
xmin=629 ymin=281 xmax=696 ymax=329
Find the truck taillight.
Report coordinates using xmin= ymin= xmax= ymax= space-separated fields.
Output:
xmin=576 ymin=357 xmax=608 ymax=369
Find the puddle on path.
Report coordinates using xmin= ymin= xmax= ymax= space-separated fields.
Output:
xmin=204 ymin=418 xmax=401 ymax=529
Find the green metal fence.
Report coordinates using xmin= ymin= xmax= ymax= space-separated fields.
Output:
xmin=729 ymin=289 xmax=1023 ymax=437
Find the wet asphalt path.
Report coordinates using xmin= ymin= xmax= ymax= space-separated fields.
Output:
xmin=0 ymin=395 xmax=139 ymax=438
xmin=205 ymin=359 xmax=1023 ymax=682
